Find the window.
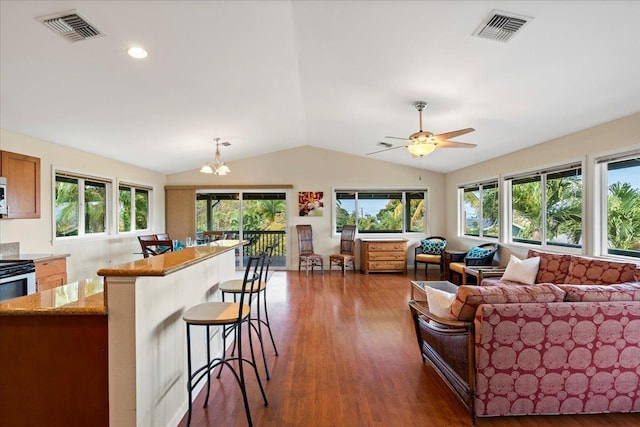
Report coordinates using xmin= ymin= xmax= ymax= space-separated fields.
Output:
xmin=598 ymin=153 xmax=640 ymax=258
xmin=507 ymin=163 xmax=582 ymax=248
xmin=334 ymin=189 xmax=427 ymax=233
xmin=55 ymin=173 xmax=111 ymax=237
xmin=460 ymin=181 xmax=499 ymax=238
xmin=118 ymin=184 xmax=151 ymax=232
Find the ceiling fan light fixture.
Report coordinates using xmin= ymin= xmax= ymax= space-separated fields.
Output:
xmin=200 ymin=164 xmax=214 ymax=174
xmin=406 ymin=143 xmax=436 ymax=157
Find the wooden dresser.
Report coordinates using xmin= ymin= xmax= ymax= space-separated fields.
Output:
xmin=359 ymin=239 xmax=408 ymax=274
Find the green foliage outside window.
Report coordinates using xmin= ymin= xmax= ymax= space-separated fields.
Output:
xmin=55 ymin=176 xmax=79 ymax=237
xmin=608 ymin=182 xmax=640 ymax=253
xmin=463 ymin=183 xmax=498 ymax=238
xmin=119 ymin=187 xmax=132 ymax=232
xmin=336 ymin=190 xmax=426 ymax=233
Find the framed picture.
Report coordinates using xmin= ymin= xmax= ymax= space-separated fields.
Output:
xmin=298 ymin=191 xmax=324 ymax=216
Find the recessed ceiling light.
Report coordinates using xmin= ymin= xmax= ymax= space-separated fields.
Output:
xmin=127 ymin=47 xmax=148 ymax=59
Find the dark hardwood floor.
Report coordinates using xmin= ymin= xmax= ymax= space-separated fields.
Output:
xmin=179 ymin=268 xmax=639 ymax=427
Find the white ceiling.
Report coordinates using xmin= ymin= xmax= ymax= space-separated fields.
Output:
xmin=1 ymin=1 xmax=639 ymax=174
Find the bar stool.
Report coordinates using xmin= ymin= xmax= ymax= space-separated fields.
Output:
xmin=219 ymin=245 xmax=279 ymax=380
xmin=183 ymin=254 xmax=268 ymax=427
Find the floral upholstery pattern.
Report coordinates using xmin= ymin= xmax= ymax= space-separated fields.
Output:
xmin=475 ymin=301 xmax=640 ymax=416
xmin=449 ymin=284 xmax=565 ymax=321
xmin=564 ymin=257 xmax=637 ymax=285
xmin=559 ymin=283 xmax=640 ymax=302
xmin=527 ymin=250 xmax=572 ymax=284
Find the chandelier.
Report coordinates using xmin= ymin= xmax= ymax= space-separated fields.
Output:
xmin=200 ymin=138 xmax=231 ymax=175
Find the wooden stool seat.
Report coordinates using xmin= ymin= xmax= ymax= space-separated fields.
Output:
xmin=183 ymin=302 xmax=249 ymax=325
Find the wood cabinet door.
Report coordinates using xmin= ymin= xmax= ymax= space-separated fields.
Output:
xmin=0 ymin=150 xmax=41 ymax=218
xmin=165 ymin=188 xmax=196 ymax=241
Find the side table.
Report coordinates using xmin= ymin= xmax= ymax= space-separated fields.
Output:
xmin=461 ymin=266 xmax=505 ymax=286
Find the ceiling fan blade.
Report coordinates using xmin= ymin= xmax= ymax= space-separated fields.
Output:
xmin=436 ymin=140 xmax=477 ymax=148
xmin=434 ymin=128 xmax=475 ymax=140
xmin=384 ymin=136 xmax=410 ymax=141
xmin=366 ymin=145 xmax=406 ymax=155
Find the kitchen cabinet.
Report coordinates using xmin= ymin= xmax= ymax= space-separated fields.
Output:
xmin=35 ymin=257 xmax=68 ymax=291
xmin=360 ymin=239 xmax=408 ymax=274
xmin=0 ymin=150 xmax=41 ymax=218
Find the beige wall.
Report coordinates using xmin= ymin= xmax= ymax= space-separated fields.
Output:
xmin=444 ymin=112 xmax=640 ymax=264
xmin=168 ymin=145 xmax=446 ymax=267
xmin=0 ymin=129 xmax=166 ymax=281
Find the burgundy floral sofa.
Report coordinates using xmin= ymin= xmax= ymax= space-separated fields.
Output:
xmin=409 ymin=250 xmax=640 ymax=419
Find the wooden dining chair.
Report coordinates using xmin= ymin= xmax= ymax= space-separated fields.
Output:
xmin=329 ymin=225 xmax=356 ymax=273
xmin=139 ymin=239 xmax=174 ymax=258
xmin=203 ymin=231 xmax=224 ymax=242
xmin=296 ymin=224 xmax=323 ymax=274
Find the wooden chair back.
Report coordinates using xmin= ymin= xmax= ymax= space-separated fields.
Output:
xmin=339 ymin=225 xmax=356 ymax=255
xmin=296 ymin=224 xmax=315 ymax=255
xmin=140 ymin=239 xmax=174 ymax=258
xmin=203 ymin=231 xmax=224 ymax=241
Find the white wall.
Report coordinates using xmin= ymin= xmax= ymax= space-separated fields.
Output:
xmin=0 ymin=129 xmax=167 ymax=281
xmin=167 ymin=145 xmax=446 ymax=268
xmin=444 ymin=112 xmax=640 ymax=264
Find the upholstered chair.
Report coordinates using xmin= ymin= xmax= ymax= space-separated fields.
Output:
xmin=414 ymin=236 xmax=447 ymax=276
xmin=446 ymin=243 xmax=498 ymax=285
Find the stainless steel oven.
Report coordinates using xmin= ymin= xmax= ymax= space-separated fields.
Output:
xmin=0 ymin=261 xmax=37 ymax=302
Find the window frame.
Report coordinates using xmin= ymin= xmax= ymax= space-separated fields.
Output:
xmin=596 ymin=150 xmax=640 ymax=259
xmin=117 ymin=180 xmax=153 ymax=234
xmin=458 ymin=179 xmax=499 ymax=240
xmin=52 ymin=169 xmax=114 ymax=241
xmin=505 ymin=162 xmax=583 ymax=250
xmin=333 ymin=188 xmax=428 ymax=235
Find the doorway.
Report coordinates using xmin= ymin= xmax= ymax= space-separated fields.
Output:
xmin=196 ymin=191 xmax=287 ymax=268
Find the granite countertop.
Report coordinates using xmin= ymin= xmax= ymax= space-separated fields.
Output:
xmin=97 ymin=240 xmax=247 ymax=277
xmin=0 ymin=253 xmax=70 ymax=262
xmin=0 ymin=277 xmax=105 ymax=316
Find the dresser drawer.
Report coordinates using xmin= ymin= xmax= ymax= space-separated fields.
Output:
xmin=366 ymin=252 xmax=405 ymax=261
xmin=365 ymin=242 xmax=406 ymax=252
xmin=366 ymin=261 xmax=406 ymax=271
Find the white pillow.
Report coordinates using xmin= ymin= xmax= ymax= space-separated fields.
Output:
xmin=502 ymin=255 xmax=541 ymax=285
xmin=424 ymin=286 xmax=456 ymax=319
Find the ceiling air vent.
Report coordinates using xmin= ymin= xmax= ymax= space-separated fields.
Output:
xmin=473 ymin=10 xmax=532 ymax=42
xmin=37 ymin=10 xmax=103 ymax=42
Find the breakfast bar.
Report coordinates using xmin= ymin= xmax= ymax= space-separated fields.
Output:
xmin=0 ymin=240 xmax=244 ymax=427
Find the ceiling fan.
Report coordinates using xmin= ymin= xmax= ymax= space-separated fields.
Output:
xmin=367 ymin=101 xmax=476 ymax=157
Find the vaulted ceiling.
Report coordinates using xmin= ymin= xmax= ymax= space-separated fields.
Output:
xmin=1 ymin=1 xmax=639 ymax=174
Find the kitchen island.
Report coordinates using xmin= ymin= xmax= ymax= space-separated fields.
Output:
xmin=0 ymin=240 xmax=244 ymax=427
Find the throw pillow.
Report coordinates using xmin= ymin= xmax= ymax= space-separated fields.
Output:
xmin=465 ymin=246 xmax=493 ymax=259
xmin=527 ymin=249 xmax=571 ymax=283
xmin=421 ymin=239 xmax=446 ymax=255
xmin=423 ymin=286 xmax=456 ymax=319
xmin=501 ymin=255 xmax=541 ymax=285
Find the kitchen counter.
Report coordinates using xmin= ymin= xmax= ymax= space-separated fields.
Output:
xmin=0 ymin=252 xmax=70 ymax=262
xmin=97 ymin=239 xmax=244 ymax=277
xmin=0 ymin=276 xmax=105 ymax=315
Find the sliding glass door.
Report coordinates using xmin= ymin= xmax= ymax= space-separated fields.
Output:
xmin=196 ymin=191 xmax=287 ymax=268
